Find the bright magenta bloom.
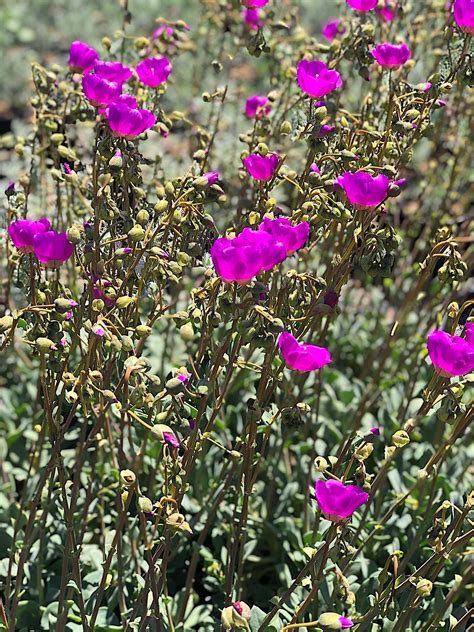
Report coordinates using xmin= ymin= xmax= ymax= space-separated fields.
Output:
xmin=245 ymin=95 xmax=271 ymax=118
xmin=321 ymin=19 xmax=345 ymax=42
xmin=297 ymin=60 xmax=343 ymax=98
xmin=106 ymin=102 xmax=156 ymax=139
xmin=93 ymin=61 xmax=132 ymax=84
xmin=68 ymin=41 xmax=99 ymax=73
xmin=347 ymin=0 xmax=378 ymax=10
xmin=163 ymin=432 xmax=180 ymax=449
xmin=259 ymin=218 xmax=310 ymax=255
xmin=8 ymin=218 xmax=50 ymax=252
xmin=33 ymin=231 xmax=74 ymax=267
xmin=203 ymin=171 xmax=220 ymax=185
xmin=315 ymin=479 xmax=369 ymax=521
xmin=371 ymin=42 xmax=411 ymax=69
xmin=339 ymin=617 xmax=354 ymax=629
xmin=241 ymin=0 xmax=269 ymax=7
xmin=211 ymin=228 xmax=286 ymax=283
xmin=82 ymin=74 xmax=122 ymax=107
xmin=243 ymin=153 xmax=279 ymax=181
xmin=278 ymin=332 xmax=331 ymax=372
xmin=427 ymin=326 xmax=474 ymax=377
xmin=243 ymin=8 xmax=263 ymax=29
xmin=98 ymin=94 xmax=138 ymax=116
xmin=454 ymin=0 xmax=474 ymax=34
xmin=136 ymin=57 xmax=172 ymax=87
xmin=377 ymin=1 xmax=400 ymax=21
xmin=337 ymin=171 xmax=391 ymax=209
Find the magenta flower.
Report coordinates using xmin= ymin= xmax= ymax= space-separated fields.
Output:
xmin=203 ymin=171 xmax=220 ymax=185
xmin=163 ymin=431 xmax=180 ymax=449
xmin=297 ymin=60 xmax=343 ymax=98
xmin=259 ymin=217 xmax=310 ymax=255
xmin=370 ymin=426 xmax=381 ymax=436
xmin=33 ymin=231 xmax=74 ymax=267
xmin=427 ymin=326 xmax=474 ymax=377
xmin=211 ymin=229 xmax=286 ymax=283
xmin=241 ymin=0 xmax=269 ymax=7
xmin=346 ymin=0 xmax=378 ymax=11
xmin=337 ymin=171 xmax=391 ymax=209
xmin=318 ymin=124 xmax=336 ymax=137
xmin=243 ymin=8 xmax=263 ymax=29
xmin=321 ymin=19 xmax=345 ymax=42
xmin=153 ymin=25 xmax=175 ymax=39
xmin=310 ymin=163 xmax=321 ymax=174
xmin=98 ymin=94 xmax=138 ymax=116
xmin=93 ymin=61 xmax=132 ymax=84
xmin=68 ymin=41 xmax=99 ymax=73
xmin=371 ymin=42 xmax=411 ymax=69
xmin=453 ymin=0 xmax=474 ymax=34
xmin=377 ymin=1 xmax=400 ymax=21
xmin=106 ymin=102 xmax=156 ymax=139
xmin=136 ymin=57 xmax=172 ymax=87
xmin=315 ymin=479 xmax=369 ymax=521
xmin=82 ymin=73 xmax=122 ymax=107
xmin=278 ymin=331 xmax=331 ymax=372
xmin=243 ymin=153 xmax=279 ymax=181
xmin=339 ymin=617 xmax=354 ymax=628
xmin=8 ymin=218 xmax=50 ymax=252
xmin=245 ymin=95 xmax=271 ymax=118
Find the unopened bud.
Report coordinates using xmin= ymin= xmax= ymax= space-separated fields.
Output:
xmin=416 ymin=578 xmax=433 ymax=598
xmin=392 ymin=430 xmax=410 ymax=448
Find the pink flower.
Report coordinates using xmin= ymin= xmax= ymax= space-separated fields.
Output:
xmin=241 ymin=0 xmax=269 ymax=7
xmin=310 ymin=163 xmax=321 ymax=174
xmin=427 ymin=326 xmax=474 ymax=377
xmin=33 ymin=231 xmax=74 ymax=267
xmin=370 ymin=427 xmax=381 ymax=436
xmin=68 ymin=41 xmax=99 ymax=73
xmin=336 ymin=171 xmax=391 ymax=209
xmin=278 ymin=331 xmax=331 ymax=372
xmin=297 ymin=60 xmax=343 ymax=98
xmin=315 ymin=479 xmax=369 ymax=521
xmin=136 ymin=57 xmax=172 ymax=87
xmin=106 ymin=101 xmax=156 ymax=139
xmin=98 ymin=94 xmax=138 ymax=116
xmin=371 ymin=42 xmax=411 ymax=69
xmin=318 ymin=124 xmax=336 ymax=137
xmin=259 ymin=217 xmax=310 ymax=254
xmin=245 ymin=95 xmax=271 ymax=118
xmin=8 ymin=218 xmax=50 ymax=252
xmin=243 ymin=153 xmax=279 ymax=181
xmin=82 ymin=74 xmax=122 ymax=107
xmin=203 ymin=171 xmax=220 ymax=185
xmin=339 ymin=617 xmax=354 ymax=628
xmin=211 ymin=228 xmax=286 ymax=283
xmin=346 ymin=0 xmax=378 ymax=11
xmin=93 ymin=61 xmax=132 ymax=83
xmin=453 ymin=0 xmax=474 ymax=34
xmin=377 ymin=1 xmax=400 ymax=21
xmin=243 ymin=8 xmax=263 ymax=29
xmin=321 ymin=19 xmax=345 ymax=42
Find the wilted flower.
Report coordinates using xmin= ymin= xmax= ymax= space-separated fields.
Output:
xmin=245 ymin=95 xmax=271 ymax=118
xmin=68 ymin=40 xmax=99 ymax=73
xmin=323 ymin=289 xmax=339 ymax=308
xmin=93 ymin=60 xmax=132 ymax=83
xmin=259 ymin=217 xmax=310 ymax=254
xmin=319 ymin=613 xmax=354 ymax=629
xmin=136 ymin=57 xmax=172 ymax=87
xmin=371 ymin=42 xmax=411 ymax=69
xmin=243 ymin=8 xmax=263 ymax=29
xmin=211 ymin=228 xmax=286 ymax=283
xmin=278 ymin=331 xmax=331 ymax=372
xmin=346 ymin=0 xmax=378 ymax=10
xmin=106 ymin=102 xmax=156 ymax=139
xmin=321 ymin=19 xmax=345 ymax=42
xmin=315 ymin=479 xmax=369 ymax=521
xmin=336 ymin=171 xmax=392 ymax=209
xmin=243 ymin=153 xmax=279 ymax=181
xmin=297 ymin=60 xmax=343 ymax=98
xmin=82 ymin=73 xmax=122 ymax=107
xmin=427 ymin=325 xmax=474 ymax=377
xmin=453 ymin=0 xmax=474 ymax=34
xmin=241 ymin=0 xmax=269 ymax=7
xmin=33 ymin=231 xmax=74 ymax=267
xmin=8 ymin=218 xmax=51 ymax=252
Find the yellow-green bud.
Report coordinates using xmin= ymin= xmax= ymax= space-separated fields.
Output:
xmin=319 ymin=612 xmax=344 ymax=629
xmin=108 ymin=154 xmax=123 ymax=170
xmin=116 ymin=296 xmax=135 ymax=309
xmin=280 ymin=121 xmax=292 ymax=135
xmin=36 ymin=337 xmax=54 ymax=352
xmin=128 ymin=224 xmax=145 ymax=242
xmin=136 ymin=324 xmax=151 ymax=337
xmin=0 ymin=316 xmax=14 ymax=333
xmin=137 ymin=496 xmax=154 ymax=513
xmin=136 ymin=210 xmax=149 ymax=226
xmin=67 ymin=225 xmax=82 ymax=244
xmin=180 ymin=322 xmax=194 ymax=341
xmin=392 ymin=430 xmax=410 ymax=448
xmin=120 ymin=469 xmax=136 ymax=488
xmin=50 ymin=133 xmax=65 ymax=146
xmin=314 ymin=456 xmax=329 ymax=472
xmin=416 ymin=578 xmax=433 ymax=598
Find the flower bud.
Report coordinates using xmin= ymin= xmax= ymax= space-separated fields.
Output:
xmin=128 ymin=224 xmax=145 ymax=242
xmin=137 ymin=496 xmax=154 ymax=513
xmin=67 ymin=225 xmax=83 ymax=244
xmin=0 ymin=316 xmax=14 ymax=333
xmin=116 ymin=296 xmax=135 ymax=309
xmin=120 ymin=469 xmax=136 ymax=488
xmin=280 ymin=121 xmax=292 ymax=135
xmin=36 ymin=337 xmax=55 ymax=353
xmin=136 ymin=324 xmax=151 ymax=337
xmin=314 ymin=456 xmax=329 ymax=472
xmin=180 ymin=322 xmax=194 ymax=341
xmin=392 ymin=430 xmax=410 ymax=448
xmin=154 ymin=199 xmax=169 ymax=213
xmin=319 ymin=612 xmax=344 ymax=629
xmin=416 ymin=578 xmax=433 ymax=598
